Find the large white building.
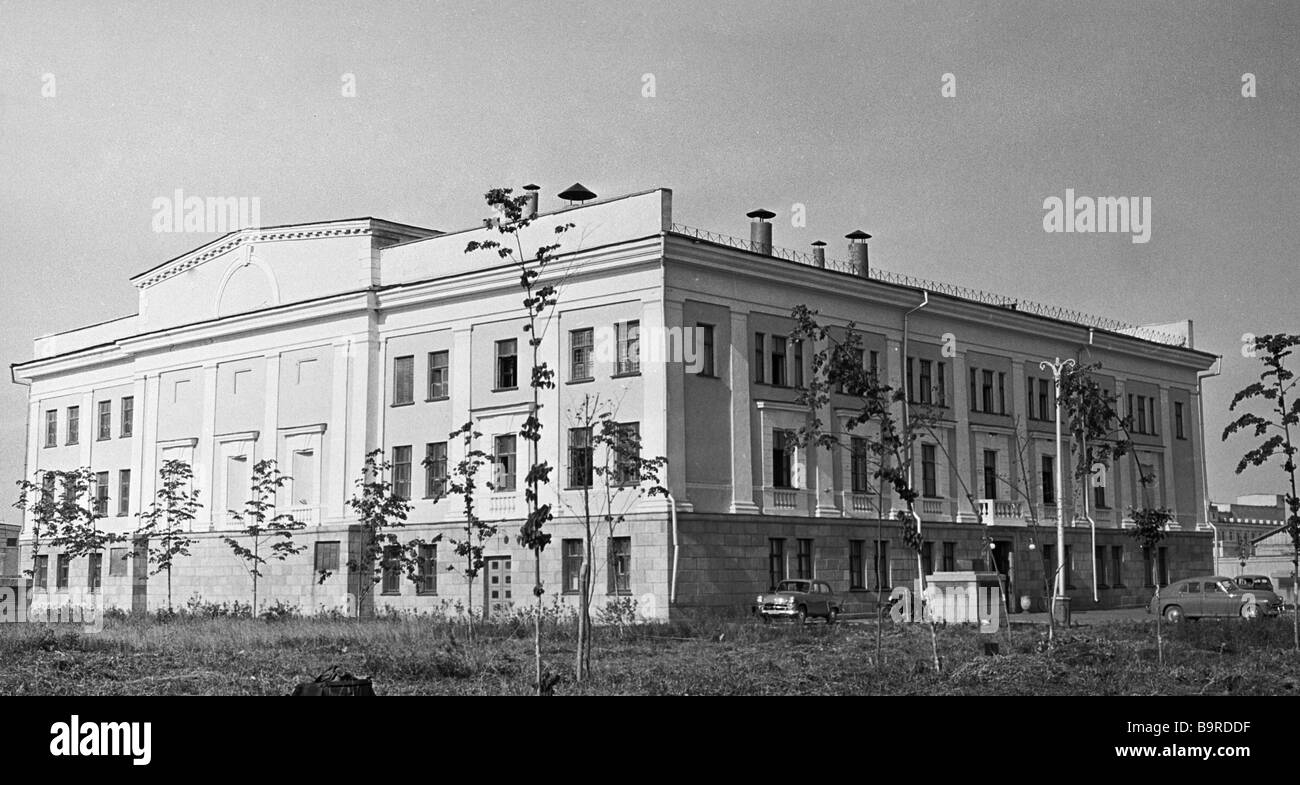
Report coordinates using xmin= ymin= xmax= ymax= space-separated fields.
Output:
xmin=11 ymin=186 xmax=1218 ymax=617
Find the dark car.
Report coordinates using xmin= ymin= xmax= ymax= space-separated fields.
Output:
xmin=1149 ymin=575 xmax=1284 ymax=622
xmin=754 ymin=579 xmax=842 ymax=623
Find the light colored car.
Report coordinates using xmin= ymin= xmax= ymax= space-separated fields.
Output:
xmin=1149 ymin=575 xmax=1284 ymax=622
xmin=754 ymin=579 xmax=842 ymax=624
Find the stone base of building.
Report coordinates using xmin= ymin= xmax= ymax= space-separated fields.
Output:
xmin=11 ymin=511 xmax=1214 ymax=621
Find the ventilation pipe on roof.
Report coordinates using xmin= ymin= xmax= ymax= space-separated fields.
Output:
xmin=523 ymin=184 xmax=540 ymax=219
xmin=747 ymin=209 xmax=775 ymax=255
xmin=811 ymin=240 xmax=826 ymax=269
xmin=846 ymin=230 xmax=871 ymax=277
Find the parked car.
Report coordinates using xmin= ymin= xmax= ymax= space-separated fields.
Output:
xmin=754 ymin=579 xmax=842 ymax=623
xmin=1148 ymin=575 xmax=1284 ymax=622
xmin=1234 ymin=574 xmax=1275 ymax=593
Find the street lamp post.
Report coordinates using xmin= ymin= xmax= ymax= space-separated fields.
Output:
xmin=1040 ymin=357 xmax=1075 ymax=611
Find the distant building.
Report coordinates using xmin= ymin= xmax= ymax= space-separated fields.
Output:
xmin=1211 ymin=494 xmax=1289 ymax=559
xmin=10 ymin=186 xmax=1216 ymax=617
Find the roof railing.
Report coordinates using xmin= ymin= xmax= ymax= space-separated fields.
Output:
xmin=668 ymin=223 xmax=1187 ymax=348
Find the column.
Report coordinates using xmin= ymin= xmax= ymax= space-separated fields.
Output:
xmin=953 ymin=352 xmax=977 ymax=522
xmin=728 ymin=310 xmax=760 ymax=514
xmin=128 ymin=375 xmax=148 ymax=516
xmin=639 ymin=296 xmax=673 ymax=513
xmin=195 ymin=363 xmax=219 ymax=528
xmin=1188 ymin=386 xmax=1208 ymax=529
xmin=23 ymin=400 xmax=40 ymax=535
xmin=326 ymin=339 xmax=351 ymax=523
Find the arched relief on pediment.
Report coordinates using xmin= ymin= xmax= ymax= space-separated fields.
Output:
xmin=215 ymin=244 xmax=281 ymax=318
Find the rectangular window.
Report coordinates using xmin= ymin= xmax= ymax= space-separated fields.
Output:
xmin=697 ymin=324 xmax=715 ymax=376
xmin=1039 ymin=379 xmax=1050 ymax=421
xmin=936 ymin=362 xmax=946 ymax=406
xmin=1064 ymin=544 xmax=1075 ymax=589
xmin=97 ymin=400 xmax=112 ymax=440
xmin=753 ymin=333 xmax=765 ymax=383
xmin=615 ymin=320 xmax=640 ymax=375
xmin=56 ymin=554 xmax=69 ymax=589
xmin=907 ymin=357 xmax=916 ymax=403
xmin=1136 ymin=395 xmax=1147 ymax=434
xmin=869 ymin=350 xmax=880 ymax=378
xmin=417 ymin=543 xmax=437 ymax=595
xmin=392 ymin=355 xmax=414 ymax=405
xmin=613 ymin=422 xmax=640 ymax=486
xmin=982 ymin=370 xmax=994 ymax=413
xmin=93 ymin=471 xmax=109 ymax=517
xmin=88 ymin=553 xmax=102 ymax=592
xmin=1111 ymin=545 xmax=1124 ymax=587
xmin=768 ymin=538 xmax=785 ymax=590
xmin=569 ymin=328 xmax=594 ymax=381
xmin=849 ymin=540 xmax=865 ymax=590
xmin=921 ymin=443 xmax=937 ymax=498
xmin=792 ymin=339 xmax=804 ymax=388
xmin=66 ymin=406 xmax=79 ymax=445
xmin=608 ymin=537 xmax=632 ymax=595
xmin=796 ymin=538 xmax=813 ymax=579
xmin=1174 ymin=401 xmax=1185 ymax=439
xmin=568 ymin=427 xmax=593 ymax=488
xmin=493 ymin=435 xmax=517 ymax=491
xmin=850 ymin=436 xmax=870 ymax=493
xmin=1147 ymin=398 xmax=1157 ymax=436
xmin=872 ymin=540 xmax=889 ymax=591
xmin=772 ymin=429 xmax=795 ymax=488
xmin=117 ymin=469 xmax=130 ymax=517
xmin=562 ymin=539 xmax=583 ymax=594
xmin=121 ymin=396 xmax=134 ymax=438
xmin=314 ymin=541 xmax=340 ymax=574
xmin=424 ymin=442 xmax=448 ymax=499
xmin=392 ymin=445 xmax=412 ymax=500
xmin=998 ymin=372 xmax=1007 ymax=414
xmin=45 ymin=410 xmax=57 ymax=448
xmin=1158 ymin=546 xmax=1169 ymax=587
xmin=1027 ymin=375 xmax=1036 ymax=419
xmin=921 ymin=541 xmax=934 ymax=576
xmin=942 ymin=542 xmax=956 ymax=572
xmin=427 ymin=350 xmax=449 ymax=399
xmin=770 ymin=336 xmax=787 ymax=386
xmin=1043 ymin=544 xmax=1056 ymax=584
xmin=1095 ymin=545 xmax=1107 ymax=587
xmin=1143 ymin=548 xmax=1155 ymax=587
xmin=983 ymin=450 xmax=998 ymax=500
xmin=35 ymin=554 xmax=49 ymax=588
xmin=1041 ymin=456 xmax=1055 ymax=506
xmin=1094 ymin=476 xmax=1107 ymax=509
xmin=919 ymin=359 xmax=933 ymax=405
xmin=109 ymin=547 xmax=128 ymax=577
xmin=495 ymin=339 xmax=518 ymax=389
xmin=381 ymin=545 xmax=401 ymax=594
xmin=969 ymin=368 xmax=978 ymax=412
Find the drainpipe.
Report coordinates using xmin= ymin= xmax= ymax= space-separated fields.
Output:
xmin=901 ymin=293 xmax=929 ymax=595
xmin=667 ymin=492 xmax=679 ymax=605
xmin=1197 ymin=356 xmax=1223 ymax=560
xmin=10 ymin=363 xmax=33 ymax=544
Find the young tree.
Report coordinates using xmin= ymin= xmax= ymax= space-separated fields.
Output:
xmin=1223 ymin=333 xmax=1300 ymax=650
xmin=465 ymin=187 xmax=575 ymax=695
xmin=441 ymin=422 xmax=495 ymax=630
xmin=134 ymin=459 xmax=201 ymax=612
xmin=13 ymin=469 xmax=69 ymax=584
xmin=346 ymin=449 xmax=419 ymax=618
xmin=789 ymin=306 xmax=942 ymax=673
xmin=221 ymin=459 xmax=305 ymax=614
xmin=561 ymin=393 xmax=667 ymax=682
xmin=50 ymin=468 xmax=127 ymax=595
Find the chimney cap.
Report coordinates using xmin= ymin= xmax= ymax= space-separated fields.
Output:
xmin=522 ymin=183 xmax=540 ymax=191
xmin=558 ymin=183 xmax=597 ymax=203
xmin=746 ymin=208 xmax=776 ymax=221
xmin=811 ymin=240 xmax=827 ymax=247
xmin=845 ymin=229 xmax=872 ymax=241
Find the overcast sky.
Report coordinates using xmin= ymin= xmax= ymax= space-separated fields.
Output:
xmin=1 ymin=0 xmax=1297 ymax=519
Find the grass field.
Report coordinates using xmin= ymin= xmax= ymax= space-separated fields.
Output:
xmin=2 ymin=613 xmax=1298 ymax=695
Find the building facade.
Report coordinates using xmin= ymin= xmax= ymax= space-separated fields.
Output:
xmin=11 ymin=186 xmax=1217 ymax=618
